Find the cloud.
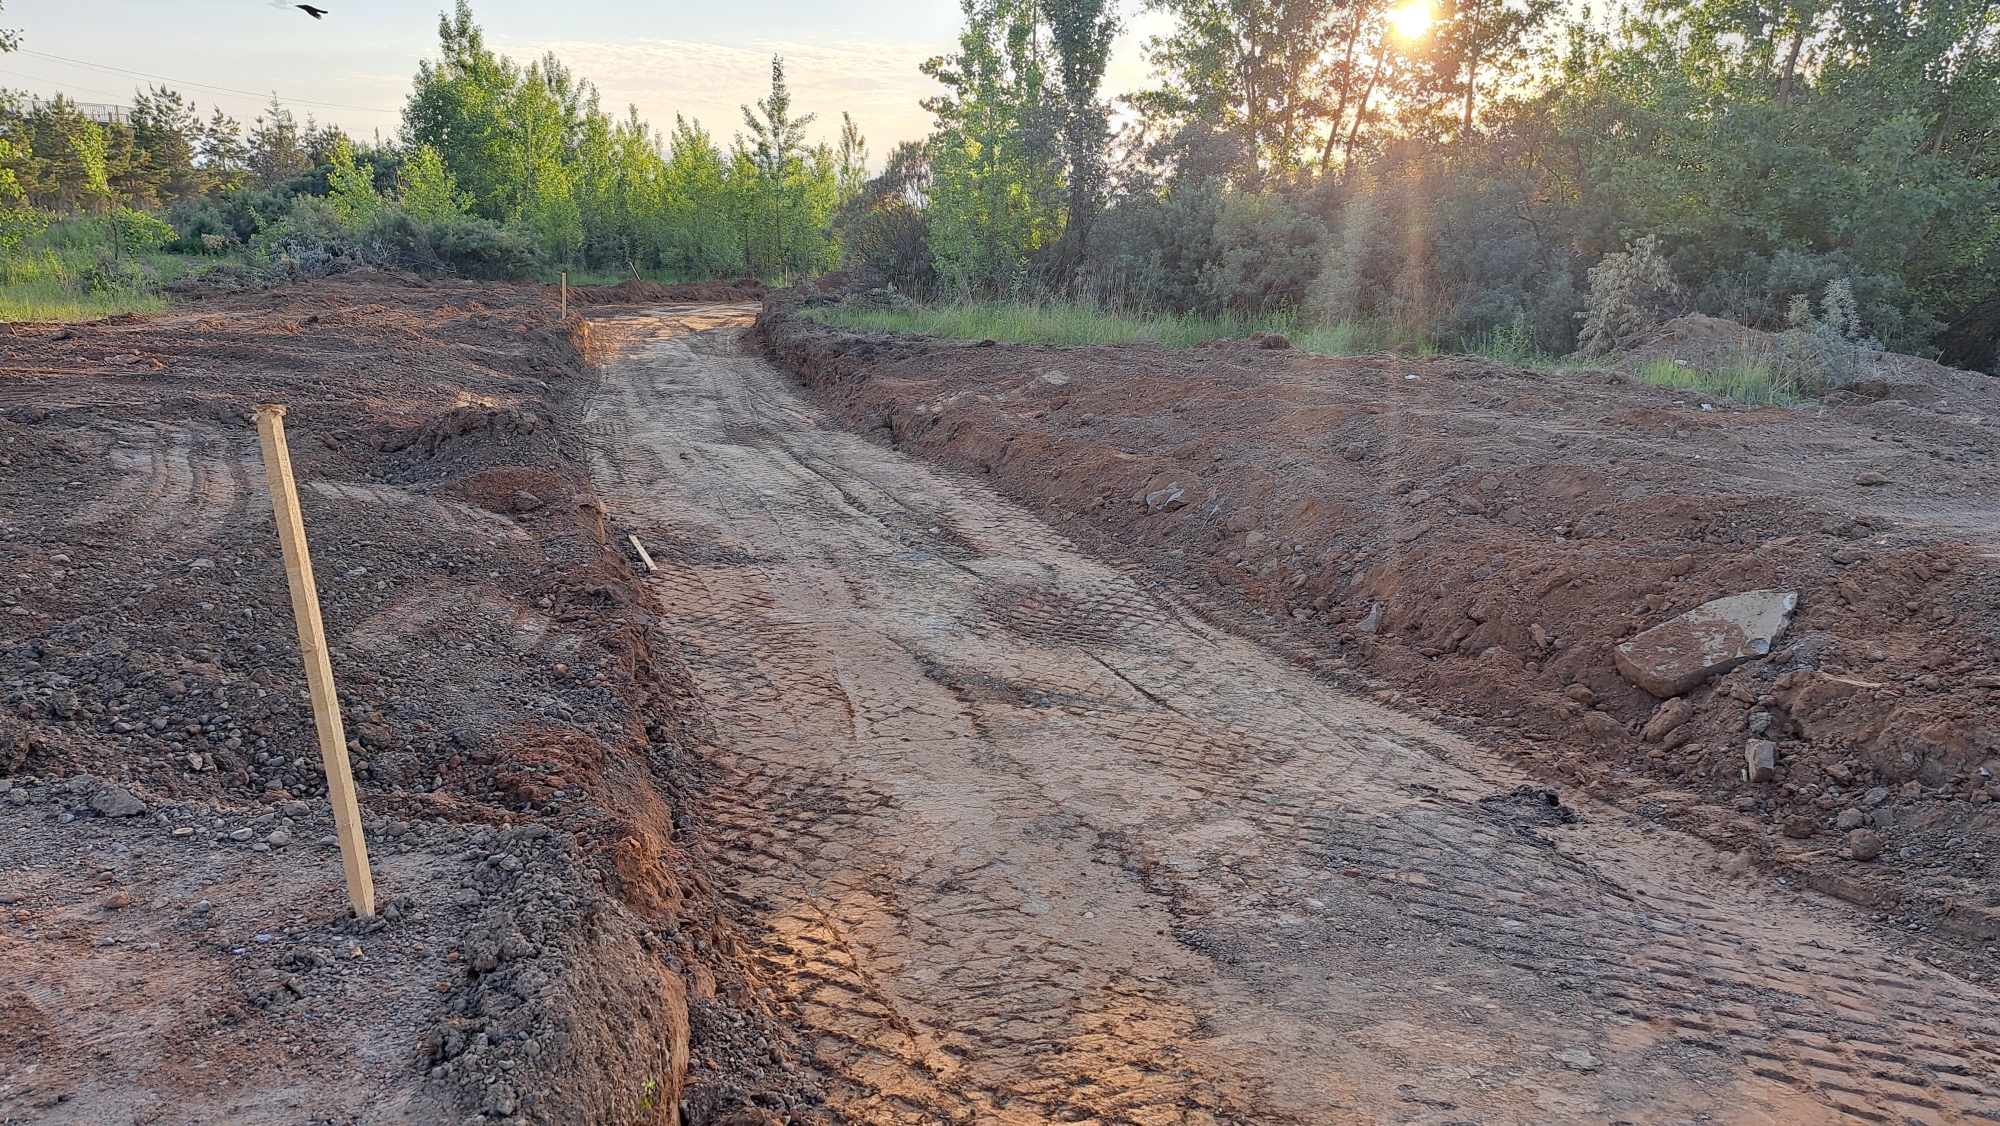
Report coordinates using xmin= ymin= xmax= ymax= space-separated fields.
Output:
xmin=507 ymin=37 xmax=947 ymax=154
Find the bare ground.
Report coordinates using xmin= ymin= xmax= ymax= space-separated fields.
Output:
xmin=0 ymin=279 xmax=804 ymax=1126
xmin=6 ymin=283 xmax=1998 ymax=1126
xmin=587 ymin=306 xmax=1999 ymax=1124
xmin=759 ymin=296 xmax=2000 ymax=970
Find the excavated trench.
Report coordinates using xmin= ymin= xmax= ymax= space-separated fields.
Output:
xmin=581 ymin=306 xmax=2000 ymax=1125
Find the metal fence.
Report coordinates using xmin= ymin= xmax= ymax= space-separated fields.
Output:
xmin=24 ymin=98 xmax=131 ymax=125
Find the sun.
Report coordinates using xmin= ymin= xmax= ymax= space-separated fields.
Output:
xmin=1389 ymin=0 xmax=1434 ymax=40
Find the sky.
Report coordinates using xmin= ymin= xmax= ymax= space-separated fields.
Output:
xmin=4 ymin=0 xmax=1171 ymax=160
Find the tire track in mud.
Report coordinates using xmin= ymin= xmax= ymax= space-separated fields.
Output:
xmin=585 ymin=308 xmax=2000 ymax=1125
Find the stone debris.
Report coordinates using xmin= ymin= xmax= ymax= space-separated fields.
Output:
xmin=1613 ymin=590 xmax=1798 ymax=697
xmin=89 ymin=786 xmax=149 ymax=817
xmin=1745 ymin=739 xmax=1777 ymax=783
xmin=1847 ymin=828 xmax=1887 ymax=861
xmin=1355 ymin=602 xmax=1384 ymax=635
xmin=1641 ymin=697 xmax=1694 ymax=742
xmin=1550 ymin=1048 xmax=1602 ymax=1072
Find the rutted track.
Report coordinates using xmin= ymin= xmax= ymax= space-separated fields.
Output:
xmin=585 ymin=308 xmax=2000 ymax=1125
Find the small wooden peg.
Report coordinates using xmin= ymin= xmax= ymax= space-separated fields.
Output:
xmin=628 ymin=534 xmax=657 ymax=573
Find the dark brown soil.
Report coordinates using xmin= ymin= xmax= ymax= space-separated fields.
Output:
xmin=0 ymin=274 xmax=824 ymax=1125
xmin=758 ymin=293 xmax=2000 ymax=953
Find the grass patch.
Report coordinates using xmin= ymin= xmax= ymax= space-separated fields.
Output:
xmin=0 ymin=284 xmax=168 ymax=321
xmin=1635 ymin=353 xmax=1797 ymax=405
xmin=802 ymin=299 xmax=1401 ymax=357
xmin=0 ymin=218 xmax=237 ymax=323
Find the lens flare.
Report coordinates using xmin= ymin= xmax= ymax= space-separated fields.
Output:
xmin=1390 ymin=0 xmax=1434 ymax=39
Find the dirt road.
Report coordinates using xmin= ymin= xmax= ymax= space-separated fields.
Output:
xmin=586 ymin=308 xmax=1999 ymax=1124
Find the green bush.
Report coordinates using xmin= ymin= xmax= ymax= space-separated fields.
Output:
xmin=370 ymin=206 xmax=535 ymax=280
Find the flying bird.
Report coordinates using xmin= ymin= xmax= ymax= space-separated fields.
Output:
xmin=296 ymin=4 xmax=328 ymax=16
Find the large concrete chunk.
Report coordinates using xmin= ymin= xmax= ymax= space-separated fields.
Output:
xmin=1614 ymin=589 xmax=1798 ymax=698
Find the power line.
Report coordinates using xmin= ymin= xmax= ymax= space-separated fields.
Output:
xmin=16 ymin=49 xmax=399 ymax=115
xmin=0 ymin=66 xmax=135 ymax=106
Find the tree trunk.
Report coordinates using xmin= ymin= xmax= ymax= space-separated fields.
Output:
xmin=1463 ymin=52 xmax=1478 ymax=136
xmin=1318 ymin=14 xmax=1367 ymax=173
xmin=1776 ymin=28 xmax=1805 ymax=109
xmin=1343 ymin=48 xmax=1390 ymax=170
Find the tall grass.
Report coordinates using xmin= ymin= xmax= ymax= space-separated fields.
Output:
xmin=0 ymin=283 xmax=167 ymax=321
xmin=802 ymin=299 xmax=1405 ymax=357
xmin=1634 ymin=354 xmax=1798 ymax=405
xmin=0 ymin=218 xmax=217 ymax=323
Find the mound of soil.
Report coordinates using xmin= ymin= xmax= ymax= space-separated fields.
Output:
xmin=758 ymin=295 xmax=2000 ymax=948
xmin=0 ymin=277 xmax=824 ymax=1125
xmin=567 ymin=279 xmax=769 ymax=306
xmin=1622 ymin=312 xmax=1994 ymax=401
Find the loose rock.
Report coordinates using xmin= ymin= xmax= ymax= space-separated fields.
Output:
xmin=1847 ymin=828 xmax=1886 ymax=861
xmin=1614 ymin=590 xmax=1798 ymax=697
xmin=88 ymin=786 xmax=148 ymax=818
xmin=1550 ymin=1048 xmax=1601 ymax=1072
xmin=1745 ymin=739 xmax=1777 ymax=783
xmin=1641 ymin=698 xmax=1694 ymax=742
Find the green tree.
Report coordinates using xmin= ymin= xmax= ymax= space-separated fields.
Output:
xmin=403 ymin=0 xmax=521 ymax=219
xmin=68 ymin=118 xmax=112 ymax=213
xmin=1425 ymin=0 xmax=1561 ymax=136
xmin=246 ymin=100 xmax=313 ymax=187
xmin=1046 ymin=0 xmax=1119 ymax=268
xmin=836 ymin=111 xmax=870 ymax=202
xmin=922 ymin=0 xmax=1065 ymax=292
xmin=660 ymin=116 xmax=742 ymax=278
xmin=738 ymin=57 xmax=839 ymax=278
xmin=326 ymin=136 xmax=380 ymax=228
xmin=1134 ymin=0 xmax=1345 ymax=175
xmin=399 ymin=142 xmax=469 ymax=222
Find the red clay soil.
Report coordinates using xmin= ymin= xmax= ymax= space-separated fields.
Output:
xmin=758 ymin=294 xmax=2000 ymax=956
xmin=0 ymin=274 xmax=824 ymax=1126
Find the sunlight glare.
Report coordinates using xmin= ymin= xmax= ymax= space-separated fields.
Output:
xmin=1390 ymin=0 xmax=1434 ymax=40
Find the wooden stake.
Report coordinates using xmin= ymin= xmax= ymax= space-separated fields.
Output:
xmin=254 ymin=405 xmax=375 ymax=918
xmin=628 ymin=534 xmax=657 ymax=573
xmin=560 ymin=271 xmax=567 ymax=320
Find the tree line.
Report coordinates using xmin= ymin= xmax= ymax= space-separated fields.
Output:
xmin=0 ymin=1 xmax=867 ymax=283
xmin=0 ymin=0 xmax=1992 ymax=364
xmin=853 ymin=0 xmax=2000 ymax=366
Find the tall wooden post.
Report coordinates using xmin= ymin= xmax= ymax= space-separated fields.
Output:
xmin=254 ymin=405 xmax=374 ymax=918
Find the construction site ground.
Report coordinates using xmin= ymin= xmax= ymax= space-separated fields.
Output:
xmin=1 ymin=278 xmax=1997 ymax=1125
